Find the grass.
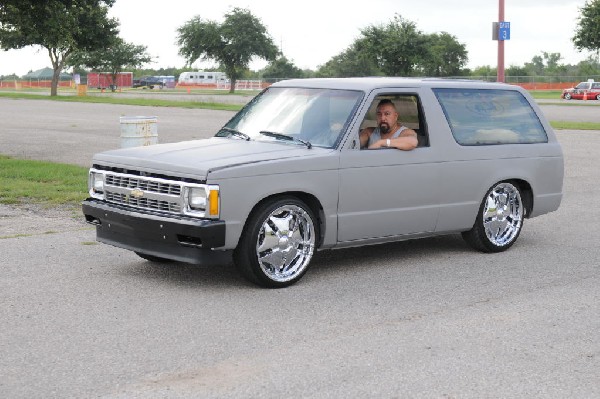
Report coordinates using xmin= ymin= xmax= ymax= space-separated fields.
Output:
xmin=0 ymin=155 xmax=88 ymax=206
xmin=550 ymin=121 xmax=600 ymax=130
xmin=0 ymin=90 xmax=244 ymax=111
xmin=529 ymin=90 xmax=563 ymax=99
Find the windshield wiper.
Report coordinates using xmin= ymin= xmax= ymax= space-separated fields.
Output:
xmin=220 ymin=127 xmax=251 ymax=141
xmin=259 ymin=131 xmax=312 ymax=149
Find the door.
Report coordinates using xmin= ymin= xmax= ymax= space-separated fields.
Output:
xmin=337 ymin=91 xmax=441 ymax=242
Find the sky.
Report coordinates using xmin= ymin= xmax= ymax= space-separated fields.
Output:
xmin=0 ymin=0 xmax=592 ymax=77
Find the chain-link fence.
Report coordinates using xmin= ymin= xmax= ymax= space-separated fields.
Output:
xmin=3 ymin=75 xmax=598 ymax=91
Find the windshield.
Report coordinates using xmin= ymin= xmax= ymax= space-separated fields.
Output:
xmin=217 ymin=87 xmax=363 ymax=148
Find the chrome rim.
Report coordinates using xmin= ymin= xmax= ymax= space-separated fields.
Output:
xmin=483 ymin=183 xmax=523 ymax=247
xmin=256 ymin=204 xmax=315 ymax=283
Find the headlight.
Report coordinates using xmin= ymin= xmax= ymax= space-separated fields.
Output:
xmin=188 ymin=187 xmax=207 ymax=210
xmin=185 ymin=185 xmax=220 ymax=218
xmin=89 ymin=170 xmax=105 ymax=199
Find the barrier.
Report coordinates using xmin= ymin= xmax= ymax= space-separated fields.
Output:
xmin=77 ymin=85 xmax=87 ymax=96
xmin=119 ymin=116 xmax=158 ymax=148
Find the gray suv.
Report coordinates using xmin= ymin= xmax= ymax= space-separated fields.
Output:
xmin=82 ymin=78 xmax=564 ymax=287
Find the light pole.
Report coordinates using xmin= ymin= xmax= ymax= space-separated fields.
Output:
xmin=497 ymin=0 xmax=505 ymax=82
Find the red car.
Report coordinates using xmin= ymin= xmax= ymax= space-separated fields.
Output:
xmin=562 ymin=80 xmax=600 ymax=100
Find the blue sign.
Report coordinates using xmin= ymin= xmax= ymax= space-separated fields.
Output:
xmin=499 ymin=22 xmax=510 ymax=41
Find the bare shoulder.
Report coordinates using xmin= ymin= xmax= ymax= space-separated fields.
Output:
xmin=400 ymin=127 xmax=417 ymax=137
xmin=360 ymin=127 xmax=375 ymax=136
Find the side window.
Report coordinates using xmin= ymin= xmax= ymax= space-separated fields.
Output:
xmin=359 ymin=94 xmax=429 ymax=148
xmin=433 ymin=88 xmax=548 ymax=146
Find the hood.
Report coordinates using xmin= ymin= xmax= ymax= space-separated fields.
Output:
xmin=92 ymin=137 xmax=330 ymax=180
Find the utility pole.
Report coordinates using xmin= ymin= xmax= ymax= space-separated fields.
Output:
xmin=497 ymin=0 xmax=505 ymax=82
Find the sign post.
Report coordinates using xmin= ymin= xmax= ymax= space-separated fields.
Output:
xmin=497 ymin=0 xmax=507 ymax=82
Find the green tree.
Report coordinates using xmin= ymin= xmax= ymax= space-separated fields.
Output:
xmin=316 ymin=43 xmax=379 ymax=77
xmin=68 ymin=37 xmax=152 ymax=91
xmin=177 ymin=8 xmax=278 ymax=93
xmin=359 ymin=15 xmax=428 ymax=76
xmin=0 ymin=0 xmax=119 ymax=96
xmin=572 ymin=0 xmax=600 ymax=61
xmin=470 ymin=65 xmax=497 ymax=81
xmin=542 ymin=52 xmax=562 ymax=70
xmin=261 ymin=56 xmax=305 ymax=81
xmin=505 ymin=65 xmax=528 ymax=76
xmin=420 ymin=32 xmax=468 ymax=76
xmin=524 ymin=54 xmax=545 ymax=76
xmin=577 ymin=55 xmax=600 ymax=76
xmin=523 ymin=52 xmax=567 ymax=79
xmin=318 ymin=15 xmax=467 ymax=77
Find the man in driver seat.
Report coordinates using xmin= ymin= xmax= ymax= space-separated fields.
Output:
xmin=360 ymin=99 xmax=418 ymax=150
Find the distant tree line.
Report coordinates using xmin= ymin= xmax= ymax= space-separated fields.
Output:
xmin=470 ymin=52 xmax=600 ymax=82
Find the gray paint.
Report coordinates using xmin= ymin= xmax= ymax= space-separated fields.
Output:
xmin=89 ymin=77 xmax=564 ymax=255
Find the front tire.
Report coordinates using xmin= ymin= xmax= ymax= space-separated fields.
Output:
xmin=462 ymin=181 xmax=524 ymax=253
xmin=234 ymin=197 xmax=317 ymax=288
xmin=564 ymin=93 xmax=572 ymax=100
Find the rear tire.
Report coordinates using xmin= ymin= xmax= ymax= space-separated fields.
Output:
xmin=462 ymin=181 xmax=524 ymax=253
xmin=234 ymin=197 xmax=317 ymax=288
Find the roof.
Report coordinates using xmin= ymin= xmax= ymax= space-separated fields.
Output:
xmin=271 ymin=77 xmax=517 ymax=92
xmin=22 ymin=67 xmax=72 ymax=80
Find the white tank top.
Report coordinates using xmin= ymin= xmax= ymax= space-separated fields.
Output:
xmin=367 ymin=126 xmax=408 ymax=147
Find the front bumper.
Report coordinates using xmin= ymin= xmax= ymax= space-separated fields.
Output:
xmin=82 ymin=198 xmax=230 ymax=265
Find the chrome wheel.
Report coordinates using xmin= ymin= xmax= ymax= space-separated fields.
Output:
xmin=256 ymin=204 xmax=316 ymax=283
xmin=462 ymin=181 xmax=524 ymax=253
xmin=482 ymin=182 xmax=523 ymax=246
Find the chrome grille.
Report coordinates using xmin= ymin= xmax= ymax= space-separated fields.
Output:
xmin=103 ymin=172 xmax=184 ymax=215
xmin=105 ymin=174 xmax=181 ymax=196
xmin=105 ymin=192 xmax=182 ymax=213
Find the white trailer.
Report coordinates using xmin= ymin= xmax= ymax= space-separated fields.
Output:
xmin=177 ymin=71 xmax=228 ymax=85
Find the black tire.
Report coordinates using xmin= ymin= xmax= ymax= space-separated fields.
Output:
xmin=135 ymin=252 xmax=174 ymax=263
xmin=462 ymin=181 xmax=524 ymax=253
xmin=596 ymin=94 xmax=600 ymax=101
xmin=564 ymin=93 xmax=572 ymax=100
xmin=233 ymin=197 xmax=318 ymax=288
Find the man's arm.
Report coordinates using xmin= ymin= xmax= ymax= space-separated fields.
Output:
xmin=359 ymin=127 xmax=373 ymax=149
xmin=368 ymin=128 xmax=418 ymax=150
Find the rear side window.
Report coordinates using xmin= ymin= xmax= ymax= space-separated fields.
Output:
xmin=433 ymin=88 xmax=548 ymax=145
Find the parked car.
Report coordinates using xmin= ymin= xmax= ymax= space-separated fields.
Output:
xmin=133 ymin=76 xmax=164 ymax=89
xmin=82 ymin=78 xmax=564 ymax=288
xmin=561 ymin=80 xmax=600 ymax=100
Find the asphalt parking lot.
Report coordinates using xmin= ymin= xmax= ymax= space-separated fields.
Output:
xmin=0 ymin=97 xmax=599 ymax=398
